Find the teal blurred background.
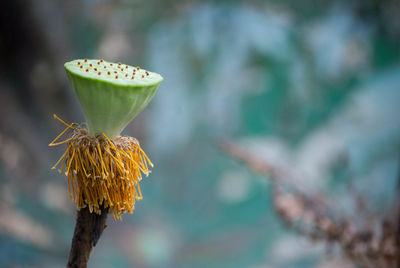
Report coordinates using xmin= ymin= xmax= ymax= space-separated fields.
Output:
xmin=0 ymin=0 xmax=400 ymax=267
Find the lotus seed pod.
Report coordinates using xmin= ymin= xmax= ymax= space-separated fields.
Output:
xmin=50 ymin=59 xmax=162 ymax=219
xmin=64 ymin=59 xmax=163 ymax=139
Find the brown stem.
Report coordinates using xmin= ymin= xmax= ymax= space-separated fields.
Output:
xmin=67 ymin=206 xmax=109 ymax=268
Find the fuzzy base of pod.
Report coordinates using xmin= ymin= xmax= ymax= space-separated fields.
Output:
xmin=50 ymin=115 xmax=153 ymax=221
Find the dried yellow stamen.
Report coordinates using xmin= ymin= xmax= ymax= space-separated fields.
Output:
xmin=50 ymin=115 xmax=153 ymax=220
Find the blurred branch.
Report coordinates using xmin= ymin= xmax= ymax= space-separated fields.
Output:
xmin=396 ymin=149 xmax=400 ymax=263
xmin=221 ymin=140 xmax=400 ymax=268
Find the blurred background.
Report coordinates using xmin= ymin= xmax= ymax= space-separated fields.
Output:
xmin=1 ymin=0 xmax=400 ymax=267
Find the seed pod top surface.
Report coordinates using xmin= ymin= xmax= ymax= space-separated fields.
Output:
xmin=65 ymin=59 xmax=163 ymax=86
xmin=64 ymin=59 xmax=163 ymax=139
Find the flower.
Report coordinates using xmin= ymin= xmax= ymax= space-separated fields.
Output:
xmin=50 ymin=59 xmax=163 ymax=219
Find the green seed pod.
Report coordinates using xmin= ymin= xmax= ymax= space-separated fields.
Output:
xmin=64 ymin=59 xmax=163 ymax=139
